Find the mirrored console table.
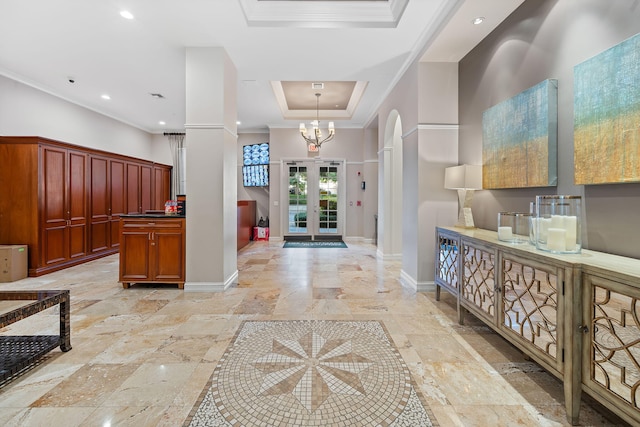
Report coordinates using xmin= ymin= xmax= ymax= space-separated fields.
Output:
xmin=435 ymin=226 xmax=640 ymax=426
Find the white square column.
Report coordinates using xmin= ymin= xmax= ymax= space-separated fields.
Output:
xmin=184 ymin=47 xmax=238 ymax=292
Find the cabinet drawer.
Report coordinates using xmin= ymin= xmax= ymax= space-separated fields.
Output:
xmin=121 ymin=219 xmax=184 ymax=230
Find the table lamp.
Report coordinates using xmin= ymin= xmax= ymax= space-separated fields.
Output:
xmin=444 ymin=164 xmax=482 ymax=228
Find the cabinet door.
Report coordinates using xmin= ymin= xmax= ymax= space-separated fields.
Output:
xmin=461 ymin=240 xmax=497 ymax=323
xmin=67 ymin=150 xmax=88 ymax=260
xmin=90 ymin=156 xmax=109 ymax=253
xmin=126 ymin=162 xmax=141 ymax=214
xmin=110 ymin=159 xmax=126 ymax=249
xmin=120 ymin=228 xmax=151 ymax=281
xmin=140 ymin=164 xmax=152 ymax=213
xmin=41 ymin=146 xmax=68 ymax=266
xmin=153 ymin=166 xmax=172 ymax=210
xmin=152 ymin=227 xmax=185 ymax=281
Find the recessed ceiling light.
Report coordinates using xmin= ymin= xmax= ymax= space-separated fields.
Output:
xmin=158 ymin=121 xmax=166 ymax=126
xmin=120 ymin=10 xmax=134 ymax=20
xmin=472 ymin=16 xmax=485 ymax=25
xmin=236 ymin=121 xmax=241 ymax=125
xmin=101 ymin=94 xmax=111 ymax=100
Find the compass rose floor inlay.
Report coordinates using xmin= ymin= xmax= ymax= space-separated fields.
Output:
xmin=185 ymin=320 xmax=436 ymax=426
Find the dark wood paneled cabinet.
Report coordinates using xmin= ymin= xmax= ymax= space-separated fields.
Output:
xmin=119 ymin=217 xmax=185 ymax=289
xmin=89 ymin=156 xmax=127 ymax=254
xmin=126 ymin=162 xmax=154 ymax=214
xmin=153 ymin=165 xmax=172 ymax=211
xmin=237 ymin=200 xmax=256 ymax=250
xmin=41 ymin=145 xmax=88 ymax=267
xmin=0 ymin=136 xmax=172 ymax=276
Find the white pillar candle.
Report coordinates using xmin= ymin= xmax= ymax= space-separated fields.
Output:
xmin=498 ymin=226 xmax=513 ymax=241
xmin=529 ymin=217 xmax=538 ymax=242
xmin=540 ymin=218 xmax=551 ymax=242
xmin=550 ymin=215 xmax=564 ymax=229
xmin=564 ymin=215 xmax=577 ymax=250
xmin=547 ymin=228 xmax=566 ymax=251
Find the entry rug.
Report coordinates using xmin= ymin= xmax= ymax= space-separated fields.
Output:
xmin=283 ymin=240 xmax=347 ymax=248
xmin=184 ymin=320 xmax=437 ymax=427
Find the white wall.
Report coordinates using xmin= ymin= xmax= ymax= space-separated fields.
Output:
xmin=0 ymin=75 xmax=163 ymax=161
xmin=150 ymin=133 xmax=174 ymax=166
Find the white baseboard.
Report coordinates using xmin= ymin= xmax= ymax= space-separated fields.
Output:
xmin=417 ymin=281 xmax=436 ymax=292
xmin=400 ymin=270 xmax=416 ymax=291
xmin=343 ymin=236 xmax=376 ymax=245
xmin=343 ymin=236 xmax=362 ymax=243
xmin=377 ymin=248 xmax=402 ymax=260
xmin=184 ymin=270 xmax=238 ymax=292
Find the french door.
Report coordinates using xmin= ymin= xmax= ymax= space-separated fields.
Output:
xmin=285 ymin=160 xmax=344 ymax=239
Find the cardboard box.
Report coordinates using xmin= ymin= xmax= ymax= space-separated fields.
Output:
xmin=0 ymin=245 xmax=28 ymax=282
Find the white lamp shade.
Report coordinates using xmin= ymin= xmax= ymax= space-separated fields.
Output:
xmin=444 ymin=164 xmax=482 ymax=190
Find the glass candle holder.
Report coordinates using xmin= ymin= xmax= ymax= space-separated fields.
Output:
xmin=497 ymin=212 xmax=531 ymax=244
xmin=534 ymin=195 xmax=582 ymax=253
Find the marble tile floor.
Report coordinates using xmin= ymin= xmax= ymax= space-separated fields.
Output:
xmin=0 ymin=241 xmax=629 ymax=427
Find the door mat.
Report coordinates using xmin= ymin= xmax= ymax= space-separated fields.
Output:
xmin=283 ymin=240 xmax=347 ymax=248
xmin=184 ymin=320 xmax=437 ymax=426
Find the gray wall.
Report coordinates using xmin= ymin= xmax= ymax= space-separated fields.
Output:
xmin=459 ymin=0 xmax=640 ymax=259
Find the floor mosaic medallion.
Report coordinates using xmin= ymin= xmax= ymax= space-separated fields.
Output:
xmin=185 ymin=320 xmax=435 ymax=427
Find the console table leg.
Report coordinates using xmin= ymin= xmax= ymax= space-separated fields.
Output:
xmin=457 ymin=301 xmax=465 ymax=325
xmin=59 ymin=293 xmax=72 ymax=352
xmin=564 ymin=379 xmax=581 ymax=425
xmin=435 ymin=285 xmax=441 ymax=301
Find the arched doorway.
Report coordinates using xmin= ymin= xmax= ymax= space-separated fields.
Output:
xmin=378 ymin=111 xmax=403 ymax=260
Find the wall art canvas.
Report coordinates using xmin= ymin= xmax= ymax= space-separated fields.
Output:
xmin=482 ymin=79 xmax=558 ymax=189
xmin=574 ymin=32 xmax=640 ymax=185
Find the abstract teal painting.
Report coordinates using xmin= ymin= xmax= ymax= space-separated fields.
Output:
xmin=482 ymin=79 xmax=558 ymax=189
xmin=574 ymin=32 xmax=640 ymax=185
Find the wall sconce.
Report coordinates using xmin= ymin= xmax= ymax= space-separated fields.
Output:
xmin=444 ymin=164 xmax=483 ymax=228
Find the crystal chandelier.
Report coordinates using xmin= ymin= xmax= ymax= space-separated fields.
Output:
xmin=299 ymin=93 xmax=335 ymax=148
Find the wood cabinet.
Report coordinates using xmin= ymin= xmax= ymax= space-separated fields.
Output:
xmin=237 ymin=200 xmax=256 ymax=250
xmin=153 ymin=165 xmax=172 ymax=211
xmin=0 ymin=136 xmax=172 ymax=276
xmin=435 ymin=226 xmax=640 ymax=426
xmin=90 ymin=156 xmax=127 ymax=253
xmin=41 ymin=145 xmax=89 ymax=266
xmin=119 ymin=216 xmax=185 ymax=289
xmin=125 ymin=162 xmax=153 ymax=214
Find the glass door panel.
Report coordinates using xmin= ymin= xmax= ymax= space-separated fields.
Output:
xmin=288 ymin=166 xmax=308 ymax=234
xmin=285 ymin=161 xmax=342 ymax=239
xmin=317 ymin=165 xmax=339 ymax=234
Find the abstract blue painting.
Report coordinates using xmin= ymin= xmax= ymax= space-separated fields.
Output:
xmin=574 ymin=32 xmax=640 ymax=184
xmin=482 ymin=79 xmax=558 ymax=189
